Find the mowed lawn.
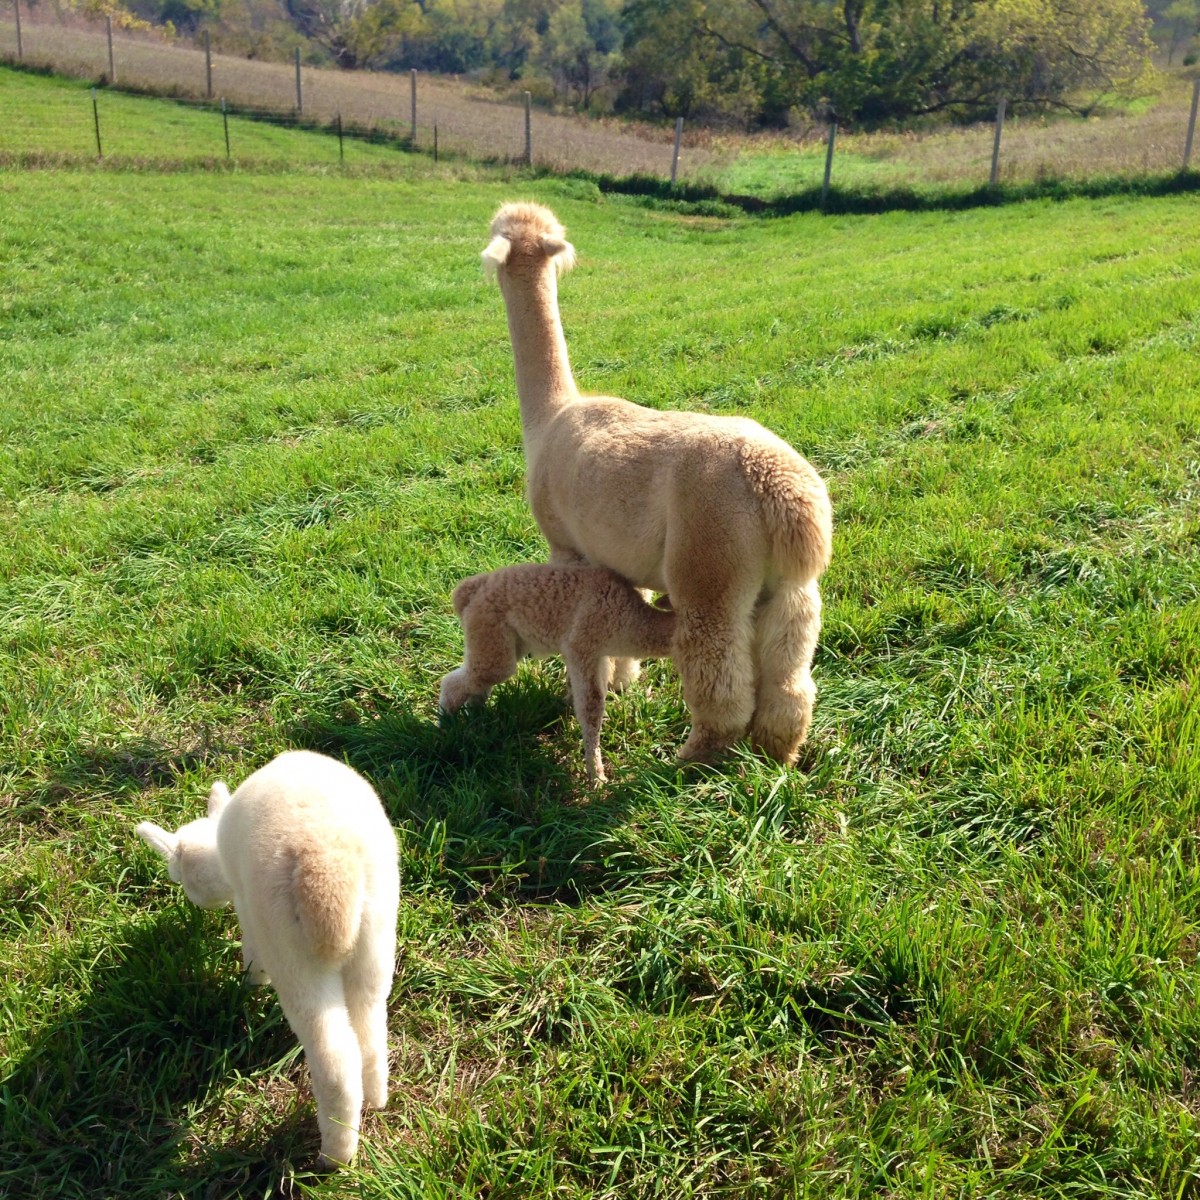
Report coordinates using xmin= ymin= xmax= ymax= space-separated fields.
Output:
xmin=2 ymin=131 xmax=1200 ymax=1200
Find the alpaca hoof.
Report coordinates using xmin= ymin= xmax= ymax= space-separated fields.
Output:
xmin=677 ymin=727 xmax=736 ymax=765
xmin=608 ymin=657 xmax=641 ymax=693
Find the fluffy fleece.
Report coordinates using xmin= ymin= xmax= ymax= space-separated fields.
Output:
xmin=440 ymin=562 xmax=677 ymax=782
xmin=481 ymin=201 xmax=833 ymax=765
xmin=136 ymin=750 xmax=399 ymax=1169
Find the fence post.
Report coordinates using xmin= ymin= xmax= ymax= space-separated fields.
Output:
xmin=337 ymin=110 xmax=343 ymax=164
xmin=205 ymin=30 xmax=213 ymax=100
xmin=222 ymin=96 xmax=230 ymax=160
xmin=13 ymin=0 xmax=21 ymax=59
xmin=670 ymin=115 xmax=683 ymax=185
xmin=524 ymin=90 xmax=531 ymax=166
xmin=294 ymin=47 xmax=302 ymax=115
xmin=1185 ymin=77 xmax=1200 ymax=171
xmin=433 ymin=121 xmax=438 ymax=163
xmin=410 ymin=68 xmax=416 ymax=143
xmin=91 ymin=86 xmax=102 ymax=159
xmin=821 ymin=120 xmax=836 ymax=207
xmin=990 ymin=97 xmax=1006 ymax=185
xmin=106 ymin=15 xmax=116 ymax=84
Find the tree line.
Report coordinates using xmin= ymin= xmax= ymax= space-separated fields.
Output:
xmin=70 ymin=0 xmax=1193 ymax=126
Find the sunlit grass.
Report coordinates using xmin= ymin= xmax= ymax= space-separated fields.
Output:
xmin=1 ymin=120 xmax=1199 ymax=1199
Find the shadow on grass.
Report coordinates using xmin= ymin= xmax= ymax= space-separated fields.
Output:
xmin=287 ymin=672 xmax=678 ymax=906
xmin=0 ymin=906 xmax=328 ymax=1200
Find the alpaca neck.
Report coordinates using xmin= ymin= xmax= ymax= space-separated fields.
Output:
xmin=501 ymin=267 xmax=578 ymax=451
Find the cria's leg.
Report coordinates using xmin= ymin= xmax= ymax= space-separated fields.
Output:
xmin=606 ymin=588 xmax=654 ymax=693
xmin=236 ymin=904 xmax=271 ymax=986
xmin=440 ymin=612 xmax=519 ymax=712
xmin=276 ymin=971 xmax=363 ymax=1169
xmin=750 ymin=578 xmax=822 ymax=766
xmin=564 ymin=650 xmax=610 ymax=783
xmin=344 ymin=925 xmax=394 ymax=1112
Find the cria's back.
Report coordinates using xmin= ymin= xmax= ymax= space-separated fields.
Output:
xmin=217 ymin=750 xmax=397 ymax=965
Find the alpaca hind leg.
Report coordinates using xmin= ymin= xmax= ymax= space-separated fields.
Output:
xmin=564 ymin=650 xmax=610 ymax=783
xmin=344 ymin=931 xmax=394 ymax=1111
xmin=750 ymin=578 xmax=822 ymax=765
xmin=440 ymin=617 xmax=519 ymax=712
xmin=277 ymin=972 xmax=364 ymax=1168
xmin=672 ymin=584 xmax=759 ymax=764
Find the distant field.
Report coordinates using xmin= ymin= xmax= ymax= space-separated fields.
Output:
xmin=2 ymin=102 xmax=1200 ymax=1199
xmin=0 ymin=10 xmax=701 ymax=177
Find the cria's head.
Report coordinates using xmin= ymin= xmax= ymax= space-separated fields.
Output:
xmin=136 ymin=782 xmax=233 ymax=909
xmin=482 ymin=202 xmax=575 ymax=281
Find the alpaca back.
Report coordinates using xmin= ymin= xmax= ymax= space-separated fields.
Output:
xmin=216 ymin=751 xmax=397 ymax=971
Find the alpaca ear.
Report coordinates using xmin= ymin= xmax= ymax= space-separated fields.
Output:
xmin=540 ymin=235 xmax=576 ymax=273
xmin=207 ymin=781 xmax=231 ymax=819
xmin=136 ymin=821 xmax=178 ymax=861
xmin=480 ymin=235 xmax=511 ymax=279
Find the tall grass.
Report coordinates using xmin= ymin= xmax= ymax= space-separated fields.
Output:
xmin=1 ymin=99 xmax=1199 ymax=1197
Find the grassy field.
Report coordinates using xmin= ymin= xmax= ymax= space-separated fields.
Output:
xmin=3 ymin=71 xmax=1200 ymax=1200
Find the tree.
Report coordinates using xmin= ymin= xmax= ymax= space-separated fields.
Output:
xmin=537 ymin=0 xmax=621 ymax=107
xmin=618 ymin=0 xmax=1155 ymax=126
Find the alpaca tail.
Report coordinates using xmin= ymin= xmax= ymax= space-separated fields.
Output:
xmin=291 ymin=838 xmax=365 ymax=963
xmin=451 ymin=573 xmax=491 ymax=617
xmin=743 ymin=443 xmax=833 ymax=582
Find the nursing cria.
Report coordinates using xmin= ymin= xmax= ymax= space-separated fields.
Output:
xmin=136 ymin=750 xmax=399 ymax=1169
xmin=440 ymin=562 xmax=676 ymax=783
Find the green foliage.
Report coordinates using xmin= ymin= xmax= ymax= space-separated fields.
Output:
xmin=3 ymin=69 xmax=1200 ymax=1198
xmin=615 ymin=0 xmax=1156 ymax=126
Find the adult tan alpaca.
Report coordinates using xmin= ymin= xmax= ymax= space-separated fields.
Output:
xmin=481 ymin=202 xmax=833 ymax=765
xmin=440 ymin=562 xmax=676 ymax=783
xmin=136 ymin=751 xmax=399 ymax=1169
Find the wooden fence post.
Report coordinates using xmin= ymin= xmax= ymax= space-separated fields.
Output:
xmin=91 ymin=86 xmax=102 ymax=159
xmin=221 ymin=96 xmax=229 ymax=160
xmin=337 ymin=110 xmax=343 ymax=164
xmin=671 ymin=116 xmax=683 ymax=185
xmin=410 ymin=68 xmax=416 ymax=143
xmin=821 ymin=120 xmax=836 ymax=206
xmin=524 ymin=90 xmax=532 ymax=166
xmin=990 ymin=97 xmax=1006 ymax=185
xmin=294 ymin=48 xmax=302 ymax=115
xmin=434 ymin=121 xmax=438 ymax=163
xmin=106 ymin=15 xmax=115 ymax=84
xmin=205 ymin=30 xmax=213 ymax=100
xmin=13 ymin=0 xmax=21 ymax=59
xmin=1185 ymin=78 xmax=1200 ymax=171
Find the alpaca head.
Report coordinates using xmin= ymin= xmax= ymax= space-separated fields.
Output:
xmin=482 ymin=202 xmax=576 ymax=282
xmin=136 ymin=782 xmax=234 ymax=909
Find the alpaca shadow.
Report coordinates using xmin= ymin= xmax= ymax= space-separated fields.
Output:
xmin=1 ymin=906 xmax=320 ymax=1198
xmin=286 ymin=667 xmax=679 ymax=906
xmin=10 ymin=733 xmax=231 ymax=827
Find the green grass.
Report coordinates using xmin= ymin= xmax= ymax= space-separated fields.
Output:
xmin=3 ymin=70 xmax=1200 ymax=1200
xmin=0 ymin=65 xmax=415 ymax=166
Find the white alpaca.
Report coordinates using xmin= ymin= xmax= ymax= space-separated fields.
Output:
xmin=136 ymin=750 xmax=399 ymax=1169
xmin=481 ymin=202 xmax=833 ymax=766
xmin=440 ymin=562 xmax=677 ymax=783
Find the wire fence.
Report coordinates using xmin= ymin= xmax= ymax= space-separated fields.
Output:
xmin=3 ymin=3 xmax=1200 ymax=191
xmin=0 ymin=4 xmax=707 ymax=178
